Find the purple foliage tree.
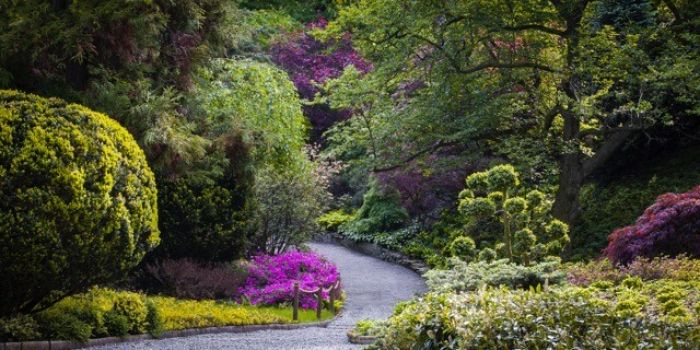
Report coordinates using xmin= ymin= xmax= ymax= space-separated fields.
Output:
xmin=377 ymin=154 xmax=465 ymax=219
xmin=604 ymin=186 xmax=700 ymax=265
xmin=271 ymin=18 xmax=371 ymax=140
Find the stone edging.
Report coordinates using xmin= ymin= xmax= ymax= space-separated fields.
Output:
xmin=2 ymin=320 xmax=332 ymax=350
xmin=346 ymin=330 xmax=377 ymax=345
xmin=314 ymin=232 xmax=430 ymax=275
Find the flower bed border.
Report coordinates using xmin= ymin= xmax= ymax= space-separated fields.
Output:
xmin=2 ymin=320 xmax=332 ymax=350
xmin=314 ymin=233 xmax=429 ymax=275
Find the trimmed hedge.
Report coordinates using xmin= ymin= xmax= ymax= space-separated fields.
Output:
xmin=0 ymin=90 xmax=159 ymax=316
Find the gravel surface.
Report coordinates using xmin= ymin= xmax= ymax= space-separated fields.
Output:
xmin=86 ymin=242 xmax=426 ymax=350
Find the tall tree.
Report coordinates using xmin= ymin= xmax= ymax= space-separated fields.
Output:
xmin=322 ymin=0 xmax=700 ymax=224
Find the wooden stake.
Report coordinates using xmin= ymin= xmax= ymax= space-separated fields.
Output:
xmin=293 ymin=281 xmax=299 ymax=321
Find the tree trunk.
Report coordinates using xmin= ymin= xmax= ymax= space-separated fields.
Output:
xmin=552 ymin=151 xmax=584 ymax=224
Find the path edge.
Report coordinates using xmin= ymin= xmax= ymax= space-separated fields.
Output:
xmin=2 ymin=320 xmax=332 ymax=350
xmin=314 ymin=232 xmax=429 ymax=275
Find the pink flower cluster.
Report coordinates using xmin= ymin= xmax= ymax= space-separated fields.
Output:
xmin=238 ymin=251 xmax=341 ymax=309
xmin=604 ymin=185 xmax=700 ymax=265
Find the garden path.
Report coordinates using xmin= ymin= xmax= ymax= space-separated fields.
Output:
xmin=87 ymin=242 xmax=426 ymax=350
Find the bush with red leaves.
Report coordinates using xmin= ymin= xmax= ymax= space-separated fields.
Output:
xmin=604 ymin=186 xmax=700 ymax=265
xmin=145 ymin=259 xmax=247 ymax=300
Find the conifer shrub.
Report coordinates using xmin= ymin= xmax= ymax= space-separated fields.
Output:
xmin=0 ymin=90 xmax=159 ymax=317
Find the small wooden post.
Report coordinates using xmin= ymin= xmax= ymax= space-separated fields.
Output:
xmin=329 ymin=287 xmax=336 ymax=314
xmin=293 ymin=282 xmax=299 ymax=321
xmin=316 ymin=290 xmax=323 ymax=320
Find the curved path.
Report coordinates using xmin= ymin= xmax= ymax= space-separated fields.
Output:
xmin=88 ymin=242 xmax=426 ymax=350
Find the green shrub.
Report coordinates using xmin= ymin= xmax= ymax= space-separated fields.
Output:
xmin=457 ymin=164 xmax=569 ymax=265
xmin=0 ymin=315 xmax=41 ymax=341
xmin=317 ymin=209 xmax=355 ymax=232
xmin=37 ymin=313 xmax=92 ymax=342
xmin=340 ymin=178 xmax=408 ymax=237
xmin=156 ymin=177 xmax=249 ymax=262
xmin=352 ymin=319 xmax=385 ymax=337
xmin=372 ymin=280 xmax=700 ymax=350
xmin=145 ymin=301 xmax=164 ymax=338
xmin=446 ymin=236 xmax=476 ymax=259
xmin=103 ymin=311 xmax=129 ymax=337
xmin=424 ymin=257 xmax=564 ymax=293
xmin=0 ymin=90 xmax=159 ymax=316
xmin=110 ymin=293 xmax=148 ymax=334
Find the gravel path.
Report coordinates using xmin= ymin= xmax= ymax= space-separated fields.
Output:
xmin=87 ymin=242 xmax=426 ymax=350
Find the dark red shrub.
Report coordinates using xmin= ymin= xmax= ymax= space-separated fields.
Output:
xmin=145 ymin=259 xmax=247 ymax=300
xmin=603 ymin=186 xmax=700 ymax=265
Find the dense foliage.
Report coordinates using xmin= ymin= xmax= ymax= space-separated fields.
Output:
xmin=457 ymin=165 xmax=569 ymax=264
xmin=574 ymin=147 xmax=700 ymax=258
xmin=319 ymin=0 xmax=700 ymax=240
xmin=339 ymin=178 xmax=409 ymax=239
xmin=372 ymin=280 xmax=700 ymax=350
xmin=239 ymin=251 xmax=340 ymax=309
xmin=271 ymin=18 xmax=371 ymax=140
xmin=604 ymin=186 xmax=700 ymax=265
xmin=0 ymin=287 xmax=331 ymax=342
xmin=0 ymin=90 xmax=159 ymax=317
xmin=425 ymin=258 xmax=564 ymax=293
xmin=154 ymin=58 xmax=310 ymax=261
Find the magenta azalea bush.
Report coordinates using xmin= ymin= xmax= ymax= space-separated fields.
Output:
xmin=239 ymin=251 xmax=340 ymax=309
xmin=604 ymin=185 xmax=700 ymax=265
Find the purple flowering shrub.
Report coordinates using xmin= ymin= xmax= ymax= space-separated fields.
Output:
xmin=270 ymin=18 xmax=371 ymax=139
xmin=604 ymin=186 xmax=700 ymax=265
xmin=239 ymin=251 xmax=340 ymax=309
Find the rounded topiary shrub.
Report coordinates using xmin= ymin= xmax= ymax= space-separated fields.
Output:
xmin=0 ymin=90 xmax=159 ymax=317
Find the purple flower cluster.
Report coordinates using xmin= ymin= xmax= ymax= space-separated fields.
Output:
xmin=239 ymin=251 xmax=341 ymax=309
xmin=604 ymin=186 xmax=700 ymax=265
xmin=270 ymin=18 xmax=371 ymax=139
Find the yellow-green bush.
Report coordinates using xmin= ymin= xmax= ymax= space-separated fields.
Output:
xmin=0 ymin=90 xmax=159 ymax=317
xmin=1 ymin=287 xmax=331 ymax=341
xmin=317 ymin=209 xmax=355 ymax=232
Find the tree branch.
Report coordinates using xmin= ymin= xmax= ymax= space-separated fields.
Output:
xmin=662 ymin=0 xmax=683 ymax=23
xmin=582 ymin=128 xmax=636 ymax=177
xmin=373 ymin=140 xmax=458 ymax=173
xmin=456 ymin=60 xmax=559 ymax=74
xmin=502 ymin=24 xmax=566 ymax=36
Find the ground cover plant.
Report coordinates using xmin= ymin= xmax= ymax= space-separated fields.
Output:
xmin=0 ymin=288 xmax=334 ymax=342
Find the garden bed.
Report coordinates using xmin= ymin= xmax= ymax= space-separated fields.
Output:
xmin=2 ymin=320 xmax=333 ymax=350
